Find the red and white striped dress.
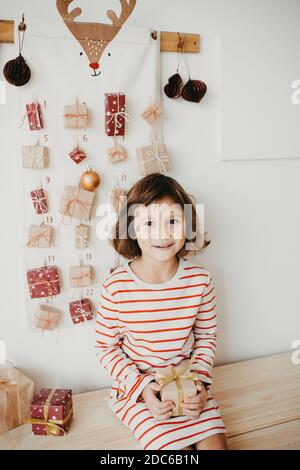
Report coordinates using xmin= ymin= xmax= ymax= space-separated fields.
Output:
xmin=95 ymin=256 xmax=227 ymax=450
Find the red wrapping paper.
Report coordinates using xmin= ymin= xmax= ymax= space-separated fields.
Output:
xmin=105 ymin=93 xmax=126 ymax=137
xmin=30 ymin=388 xmax=73 ymax=436
xmin=30 ymin=188 xmax=48 ymax=215
xmin=69 ymin=146 xmax=86 ymax=164
xmin=69 ymin=298 xmax=93 ymax=324
xmin=26 ymin=102 xmax=43 ymax=131
xmin=26 ymin=266 xmax=60 ymax=299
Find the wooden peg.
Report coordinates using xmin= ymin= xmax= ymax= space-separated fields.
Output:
xmin=155 ymin=31 xmax=200 ymax=53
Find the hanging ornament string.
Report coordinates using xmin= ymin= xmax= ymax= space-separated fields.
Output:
xmin=18 ymin=15 xmax=26 ymax=54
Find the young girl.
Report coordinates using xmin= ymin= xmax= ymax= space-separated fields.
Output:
xmin=95 ymin=173 xmax=228 ymax=451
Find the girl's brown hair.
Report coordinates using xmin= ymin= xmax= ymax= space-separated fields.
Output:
xmin=110 ymin=173 xmax=211 ymax=260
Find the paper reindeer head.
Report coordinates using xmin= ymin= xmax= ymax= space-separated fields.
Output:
xmin=56 ymin=0 xmax=137 ymax=76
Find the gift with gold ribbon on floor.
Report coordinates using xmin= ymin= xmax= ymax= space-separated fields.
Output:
xmin=155 ymin=358 xmax=198 ymax=417
xmin=29 ymin=388 xmax=73 ymax=436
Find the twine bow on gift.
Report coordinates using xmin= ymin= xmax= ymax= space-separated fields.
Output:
xmin=72 ymin=299 xmax=93 ymax=323
xmin=63 ymin=100 xmax=88 ymax=129
xmin=106 ymin=93 xmax=130 ymax=137
xmin=107 ymin=145 xmax=127 ymax=163
xmin=155 ymin=359 xmax=199 ymax=416
xmin=25 ymin=146 xmax=46 ymax=169
xmin=61 ymin=187 xmax=93 ymax=225
xmin=0 ymin=374 xmax=17 ymax=387
xmin=31 ymin=189 xmax=48 ymax=214
xmin=142 ymin=137 xmax=168 ymax=174
xmin=29 ymin=267 xmax=59 ymax=297
xmin=27 ymin=389 xmax=73 ymax=436
xmin=18 ymin=102 xmax=41 ymax=129
xmin=142 ymin=102 xmax=164 ymax=125
xmin=27 ymin=225 xmax=51 ymax=248
xmin=71 ymin=264 xmax=92 ymax=287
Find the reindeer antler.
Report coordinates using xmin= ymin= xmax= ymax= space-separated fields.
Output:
xmin=107 ymin=0 xmax=136 ymax=27
xmin=56 ymin=0 xmax=82 ymax=22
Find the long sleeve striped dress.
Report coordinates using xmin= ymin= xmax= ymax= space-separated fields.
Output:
xmin=95 ymin=256 xmax=227 ymax=450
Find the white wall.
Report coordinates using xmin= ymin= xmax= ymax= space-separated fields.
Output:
xmin=1 ymin=0 xmax=299 ymax=393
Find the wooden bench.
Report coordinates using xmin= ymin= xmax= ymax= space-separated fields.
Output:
xmin=1 ymin=351 xmax=299 ymax=450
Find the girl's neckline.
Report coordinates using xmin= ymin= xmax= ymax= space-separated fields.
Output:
xmin=124 ymin=257 xmax=186 ymax=289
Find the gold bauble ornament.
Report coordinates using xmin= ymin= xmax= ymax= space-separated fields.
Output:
xmin=79 ymin=168 xmax=100 ymax=191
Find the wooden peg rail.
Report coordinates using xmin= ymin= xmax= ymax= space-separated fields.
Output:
xmin=152 ymin=31 xmax=200 ymax=53
xmin=0 ymin=19 xmax=14 ymax=43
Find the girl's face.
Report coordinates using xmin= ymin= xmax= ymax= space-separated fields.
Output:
xmin=132 ymin=200 xmax=186 ymax=261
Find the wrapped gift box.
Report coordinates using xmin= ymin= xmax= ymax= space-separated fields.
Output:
xmin=75 ymin=224 xmax=89 ymax=249
xmin=141 ymin=102 xmax=164 ymax=125
xmin=111 ymin=187 xmax=127 ymax=212
xmin=30 ymin=188 xmax=48 ymax=215
xmin=30 ymin=388 xmax=73 ymax=436
xmin=155 ymin=359 xmax=198 ymax=417
xmin=69 ymin=145 xmax=86 ymax=164
xmin=22 ymin=145 xmax=49 ymax=169
xmin=0 ymin=362 xmax=34 ymax=435
xmin=106 ymin=145 xmax=127 ymax=164
xmin=59 ymin=185 xmax=95 ymax=222
xmin=105 ymin=92 xmax=127 ymax=137
xmin=63 ymin=101 xmax=88 ymax=129
xmin=69 ymin=264 xmax=93 ymax=288
xmin=26 ymin=102 xmax=43 ymax=131
xmin=137 ymin=142 xmax=170 ymax=176
xmin=69 ymin=298 xmax=93 ymax=324
xmin=27 ymin=223 xmax=52 ymax=248
xmin=33 ymin=304 xmax=61 ymax=330
xmin=26 ymin=265 xmax=60 ymax=299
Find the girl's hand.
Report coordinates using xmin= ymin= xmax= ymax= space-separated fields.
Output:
xmin=141 ymin=381 xmax=175 ymax=421
xmin=181 ymin=380 xmax=208 ymax=420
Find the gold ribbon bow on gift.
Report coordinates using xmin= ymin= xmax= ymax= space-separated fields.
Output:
xmin=155 ymin=358 xmax=199 ymax=416
xmin=27 ymin=389 xmax=73 ymax=436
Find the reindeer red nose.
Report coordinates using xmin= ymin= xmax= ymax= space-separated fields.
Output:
xmin=89 ymin=62 xmax=99 ymax=70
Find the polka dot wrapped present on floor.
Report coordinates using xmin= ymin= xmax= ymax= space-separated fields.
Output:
xmin=29 ymin=388 xmax=73 ymax=436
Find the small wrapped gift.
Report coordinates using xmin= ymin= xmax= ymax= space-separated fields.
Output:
xmin=141 ymin=102 xmax=164 ymax=125
xmin=22 ymin=144 xmax=49 ymax=169
xmin=63 ymin=100 xmax=88 ymax=129
xmin=27 ymin=223 xmax=52 ymax=248
xmin=0 ymin=362 xmax=34 ymax=435
xmin=106 ymin=144 xmax=127 ymax=164
xmin=105 ymin=92 xmax=129 ymax=137
xmin=33 ymin=304 xmax=61 ymax=330
xmin=69 ymin=263 xmax=93 ymax=288
xmin=69 ymin=145 xmax=86 ymax=164
xmin=137 ymin=141 xmax=170 ymax=176
xmin=29 ymin=388 xmax=73 ymax=436
xmin=30 ymin=188 xmax=48 ymax=215
xmin=111 ymin=186 xmax=127 ymax=212
xmin=59 ymin=185 xmax=95 ymax=222
xmin=69 ymin=298 xmax=93 ymax=324
xmin=155 ymin=359 xmax=198 ymax=417
xmin=26 ymin=102 xmax=43 ymax=131
xmin=26 ymin=265 xmax=60 ymax=299
xmin=75 ymin=224 xmax=89 ymax=249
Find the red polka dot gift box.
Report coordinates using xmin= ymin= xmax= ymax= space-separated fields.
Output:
xmin=26 ymin=265 xmax=60 ymax=299
xmin=69 ymin=298 xmax=94 ymax=325
xmin=29 ymin=388 xmax=73 ymax=436
xmin=105 ymin=92 xmax=127 ymax=137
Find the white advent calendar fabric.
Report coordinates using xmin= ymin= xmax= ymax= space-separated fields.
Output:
xmin=18 ymin=19 xmax=161 ymax=332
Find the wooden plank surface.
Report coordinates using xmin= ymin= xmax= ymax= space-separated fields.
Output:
xmin=0 ymin=20 xmax=14 ymax=43
xmin=0 ymin=350 xmax=299 ymax=450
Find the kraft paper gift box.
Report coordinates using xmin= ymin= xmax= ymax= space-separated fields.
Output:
xmin=69 ymin=264 xmax=93 ymax=288
xmin=22 ymin=145 xmax=49 ymax=169
xmin=26 ymin=265 xmax=60 ymax=299
xmin=33 ymin=304 xmax=61 ymax=330
xmin=29 ymin=388 xmax=73 ymax=436
xmin=155 ymin=359 xmax=198 ymax=417
xmin=0 ymin=361 xmax=34 ymax=435
xmin=75 ymin=224 xmax=89 ymax=249
xmin=105 ymin=92 xmax=128 ymax=137
xmin=137 ymin=142 xmax=170 ymax=176
xmin=27 ymin=223 xmax=52 ymax=248
xmin=141 ymin=102 xmax=164 ymax=125
xmin=59 ymin=185 xmax=95 ymax=222
xmin=26 ymin=102 xmax=43 ymax=131
xmin=30 ymin=188 xmax=48 ymax=215
xmin=69 ymin=298 xmax=93 ymax=324
xmin=106 ymin=144 xmax=127 ymax=164
xmin=63 ymin=101 xmax=88 ymax=129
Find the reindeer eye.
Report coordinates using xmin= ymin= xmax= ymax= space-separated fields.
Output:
xmin=108 ymin=53 xmax=111 ymax=57
xmin=80 ymin=52 xmax=83 ymax=56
